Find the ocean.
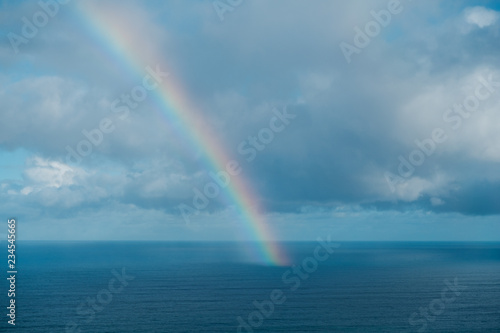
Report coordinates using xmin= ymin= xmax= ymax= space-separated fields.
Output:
xmin=2 ymin=241 xmax=500 ymax=332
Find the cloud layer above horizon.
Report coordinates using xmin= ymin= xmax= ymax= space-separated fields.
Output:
xmin=1 ymin=0 xmax=499 ymax=240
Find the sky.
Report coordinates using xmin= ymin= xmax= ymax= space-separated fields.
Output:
xmin=0 ymin=0 xmax=499 ymax=241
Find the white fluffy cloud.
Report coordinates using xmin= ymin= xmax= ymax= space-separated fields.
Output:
xmin=22 ymin=157 xmax=83 ymax=193
xmin=464 ymin=6 xmax=499 ymax=28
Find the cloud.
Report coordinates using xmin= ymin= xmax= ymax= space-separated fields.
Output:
xmin=430 ymin=197 xmax=444 ymax=206
xmin=1 ymin=0 xmax=500 ymax=240
xmin=22 ymin=156 xmax=82 ymax=192
xmin=464 ymin=6 xmax=499 ymax=28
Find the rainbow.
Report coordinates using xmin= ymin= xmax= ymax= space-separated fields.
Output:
xmin=74 ymin=2 xmax=289 ymax=265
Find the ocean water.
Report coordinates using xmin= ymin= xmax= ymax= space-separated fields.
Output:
xmin=1 ymin=241 xmax=500 ymax=332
